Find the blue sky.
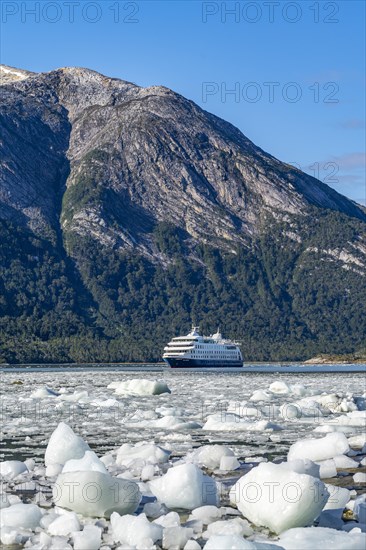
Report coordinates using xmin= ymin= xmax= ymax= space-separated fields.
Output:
xmin=1 ymin=0 xmax=365 ymax=204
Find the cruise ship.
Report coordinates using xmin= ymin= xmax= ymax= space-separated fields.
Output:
xmin=163 ymin=327 xmax=243 ymax=368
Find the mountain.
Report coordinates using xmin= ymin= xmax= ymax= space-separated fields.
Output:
xmin=0 ymin=64 xmax=365 ymax=363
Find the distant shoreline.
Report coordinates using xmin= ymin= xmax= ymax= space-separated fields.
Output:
xmin=1 ymin=360 xmax=365 ymax=368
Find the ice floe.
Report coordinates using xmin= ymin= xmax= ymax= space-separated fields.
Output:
xmin=53 ymin=471 xmax=141 ymax=517
xmin=108 ymin=378 xmax=171 ymax=395
xmin=1 ymin=370 xmax=365 ymax=549
xmin=45 ymin=422 xmax=90 ymax=466
xmin=229 ymin=462 xmax=329 ymax=533
xmin=150 ymin=463 xmax=218 ymax=509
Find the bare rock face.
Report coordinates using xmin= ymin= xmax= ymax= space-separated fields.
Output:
xmin=1 ymin=64 xmax=364 ymax=254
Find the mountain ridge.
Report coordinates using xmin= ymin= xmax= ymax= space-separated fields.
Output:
xmin=0 ymin=65 xmax=365 ymax=363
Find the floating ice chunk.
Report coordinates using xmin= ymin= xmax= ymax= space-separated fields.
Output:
xmin=0 ymin=527 xmax=22 ymax=546
xmin=354 ymin=472 xmax=366 ymax=483
xmin=279 ymin=401 xmax=323 ymax=421
xmin=0 ymin=503 xmax=42 ymax=529
xmin=90 ymin=397 xmax=119 ymax=408
xmin=323 ymin=485 xmax=350 ymax=514
xmin=220 ymin=456 xmax=241 ymax=471
xmin=333 ymin=454 xmax=359 ymax=469
xmin=227 ymin=401 xmax=261 ymax=418
xmin=184 ymin=445 xmax=235 ymax=469
xmin=276 ymin=526 xmax=366 ymax=549
xmin=156 ymin=406 xmax=185 ymax=417
xmin=250 ymin=390 xmax=272 ymax=402
xmin=62 ymin=451 xmax=108 ymax=474
xmin=143 ymin=501 xmax=169 ymax=519
xmin=203 ymin=413 xmax=281 ymax=432
xmin=141 ymin=464 xmax=156 ymax=481
xmin=203 ymin=535 xmax=257 ymax=549
xmin=72 ymin=525 xmax=102 ymax=550
xmin=229 ymin=463 xmax=329 ymax=534
xmin=153 ymin=511 xmax=180 ymax=528
xmin=206 ymin=517 xmax=253 ymax=537
xmin=149 ymin=463 xmax=218 ymax=510
xmin=314 ymin=425 xmax=355 ymax=434
xmin=46 ymin=463 xmax=63 ymax=477
xmin=184 ymin=541 xmax=201 ymax=550
xmin=110 ymin=512 xmax=162 ymax=547
xmin=327 ymin=411 xmax=366 ymax=428
xmin=147 ymin=415 xmax=201 ymax=430
xmin=110 ymin=379 xmax=171 ymax=396
xmin=53 ymin=471 xmax=140 ymax=517
xmin=354 ymin=495 xmax=366 ymax=523
xmin=0 ymin=460 xmax=28 ymax=479
xmin=279 ymin=459 xmax=320 ymax=478
xmin=189 ymin=505 xmax=223 ymax=524
xmin=288 ymin=432 xmax=349 ymax=462
xmin=348 ymin=434 xmax=366 ymax=449
xmin=116 ymin=443 xmax=170 ymax=467
xmin=45 ymin=422 xmax=90 ymax=466
xmin=163 ymin=526 xmax=194 ymax=549
xmin=316 ymin=459 xmax=337 ymax=479
xmin=58 ymin=390 xmax=89 ymax=402
xmin=31 ymin=386 xmax=59 ymax=398
xmin=47 ymin=512 xmax=80 ymax=536
xmin=269 ymin=381 xmax=290 ymax=395
xmin=290 ymin=384 xmax=307 ymax=397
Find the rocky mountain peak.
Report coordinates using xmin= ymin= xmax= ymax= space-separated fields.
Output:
xmin=0 ymin=64 xmax=35 ymax=84
xmin=1 ymin=65 xmax=365 ymax=254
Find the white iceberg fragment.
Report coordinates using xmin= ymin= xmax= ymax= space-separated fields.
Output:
xmin=279 ymin=459 xmax=320 ymax=478
xmin=354 ymin=495 xmax=366 ymax=523
xmin=184 ymin=444 xmax=235 ymax=469
xmin=323 ymin=485 xmax=350 ymax=514
xmin=62 ymin=450 xmax=108 ymax=474
xmin=229 ymin=462 xmax=329 ymax=534
xmin=116 ymin=442 xmax=170 ymax=467
xmin=276 ymin=526 xmax=366 ymax=549
xmin=353 ymin=472 xmax=366 ymax=483
xmin=45 ymin=422 xmax=90 ymax=466
xmin=31 ymin=386 xmax=59 ymax=398
xmin=205 ymin=517 xmax=253 ymax=537
xmin=162 ymin=526 xmax=194 ymax=549
xmin=189 ymin=505 xmax=223 ymax=524
xmin=110 ymin=512 xmax=162 ymax=547
xmin=47 ymin=511 xmax=80 ymax=536
xmin=153 ymin=511 xmax=180 ymax=528
xmin=220 ymin=455 xmax=241 ymax=471
xmin=316 ymin=459 xmax=337 ymax=479
xmin=333 ymin=454 xmax=359 ymax=469
xmin=53 ymin=471 xmax=140 ymax=517
xmin=203 ymin=413 xmax=281 ymax=432
xmin=72 ymin=525 xmax=102 ymax=550
xmin=0 ymin=460 xmax=28 ymax=479
xmin=269 ymin=381 xmax=290 ymax=395
xmin=0 ymin=527 xmax=23 ymax=547
xmin=203 ymin=535 xmax=260 ymax=549
xmin=288 ymin=432 xmax=349 ymax=462
xmin=0 ymin=503 xmax=42 ymax=529
xmin=149 ymin=463 xmax=218 ymax=510
xmin=250 ymin=390 xmax=272 ymax=402
xmin=109 ymin=379 xmax=171 ymax=396
xmin=46 ymin=463 xmax=63 ymax=477
xmin=348 ymin=434 xmax=366 ymax=449
xmin=58 ymin=390 xmax=89 ymax=402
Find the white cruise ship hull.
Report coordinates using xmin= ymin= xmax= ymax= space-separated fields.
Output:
xmin=163 ymin=357 xmax=243 ymax=368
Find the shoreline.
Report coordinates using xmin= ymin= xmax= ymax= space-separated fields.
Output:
xmin=1 ymin=360 xmax=366 ymax=368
